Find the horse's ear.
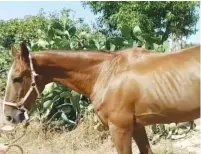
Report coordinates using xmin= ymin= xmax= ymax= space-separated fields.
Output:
xmin=20 ymin=41 xmax=29 ymax=63
xmin=11 ymin=46 xmax=19 ymax=58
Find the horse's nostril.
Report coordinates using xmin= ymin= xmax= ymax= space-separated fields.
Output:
xmin=19 ymin=112 xmax=25 ymax=121
xmin=6 ymin=116 xmax=12 ymax=122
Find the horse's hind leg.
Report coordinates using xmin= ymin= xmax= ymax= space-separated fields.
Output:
xmin=133 ymin=124 xmax=153 ymax=154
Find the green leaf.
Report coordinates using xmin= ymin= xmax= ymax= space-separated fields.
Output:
xmin=60 ymin=14 xmax=68 ymax=29
xmin=54 ymin=37 xmax=62 ymax=46
xmin=46 ymin=92 xmax=54 ymax=97
xmin=132 ymin=41 xmax=138 ymax=48
xmin=64 ymin=30 xmax=70 ymax=39
xmin=133 ymin=25 xmax=142 ymax=36
xmin=112 ymin=37 xmax=125 ymax=47
xmin=163 ymin=41 xmax=169 ymax=52
xmin=43 ymin=100 xmax=53 ymax=109
xmin=51 ymin=21 xmax=63 ymax=31
xmin=61 ymin=112 xmax=68 ymax=121
xmin=47 ymin=28 xmax=54 ymax=40
xmin=37 ymin=39 xmax=49 ymax=48
xmin=105 ymin=39 xmax=111 ymax=50
xmin=70 ymin=91 xmax=81 ymax=112
xmin=53 ymin=95 xmax=61 ymax=102
xmin=68 ymin=26 xmax=76 ymax=36
xmin=120 ymin=25 xmax=131 ymax=39
xmin=70 ymin=41 xmax=76 ymax=49
xmin=54 ymin=29 xmax=64 ymax=36
xmin=53 ymin=88 xmax=63 ymax=94
xmin=145 ymin=42 xmax=154 ymax=50
xmin=60 ymin=38 xmax=70 ymax=49
xmin=60 ymin=91 xmax=71 ymax=98
xmin=42 ymin=108 xmax=51 ymax=119
xmin=110 ymin=43 xmax=115 ymax=51
xmin=79 ymin=31 xmax=88 ymax=38
xmin=62 ymin=106 xmax=73 ymax=114
xmin=61 ymin=112 xmax=76 ymax=125
xmin=88 ymin=39 xmax=96 ymax=49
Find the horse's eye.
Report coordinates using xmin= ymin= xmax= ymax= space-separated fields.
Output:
xmin=13 ymin=77 xmax=23 ymax=83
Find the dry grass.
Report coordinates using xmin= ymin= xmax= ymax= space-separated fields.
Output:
xmin=0 ymin=118 xmax=199 ymax=154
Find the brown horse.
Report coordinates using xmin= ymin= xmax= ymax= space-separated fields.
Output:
xmin=2 ymin=41 xmax=200 ymax=154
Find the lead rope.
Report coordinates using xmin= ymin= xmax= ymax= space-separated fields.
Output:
xmin=1 ymin=124 xmax=29 ymax=154
xmin=0 ymin=111 xmax=31 ymax=154
xmin=0 ymin=100 xmax=25 ymax=154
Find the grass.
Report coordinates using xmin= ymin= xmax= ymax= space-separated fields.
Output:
xmin=0 ymin=117 xmax=200 ymax=154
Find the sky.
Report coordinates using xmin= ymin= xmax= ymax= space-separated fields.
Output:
xmin=0 ymin=1 xmax=97 ymax=25
xmin=0 ymin=1 xmax=200 ymax=44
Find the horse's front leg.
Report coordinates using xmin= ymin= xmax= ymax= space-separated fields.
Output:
xmin=106 ymin=108 xmax=134 ymax=154
xmin=109 ymin=121 xmax=133 ymax=154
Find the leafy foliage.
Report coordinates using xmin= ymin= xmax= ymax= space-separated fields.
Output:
xmin=0 ymin=12 xmax=47 ymax=49
xmin=36 ymin=83 xmax=90 ymax=128
xmin=84 ymin=1 xmax=200 ymax=43
xmin=0 ymin=50 xmax=11 ymax=96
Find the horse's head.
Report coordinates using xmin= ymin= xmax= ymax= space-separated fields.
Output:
xmin=3 ymin=41 xmax=44 ymax=124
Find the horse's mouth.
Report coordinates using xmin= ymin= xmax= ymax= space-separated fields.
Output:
xmin=4 ymin=109 xmax=26 ymax=126
xmin=11 ymin=109 xmax=26 ymax=123
xmin=0 ymin=110 xmax=28 ymax=133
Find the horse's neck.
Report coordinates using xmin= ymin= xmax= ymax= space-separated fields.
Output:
xmin=32 ymin=51 xmax=113 ymax=97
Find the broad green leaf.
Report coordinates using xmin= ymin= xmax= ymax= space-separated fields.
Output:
xmin=120 ymin=25 xmax=131 ymax=39
xmin=70 ymin=90 xmax=81 ymax=112
xmin=37 ymin=39 xmax=49 ymax=48
xmin=60 ymin=38 xmax=70 ymax=49
xmin=60 ymin=91 xmax=71 ymax=98
xmin=53 ymin=95 xmax=61 ymax=102
xmin=61 ymin=112 xmax=76 ymax=125
xmin=133 ymin=25 xmax=142 ymax=36
xmin=47 ymin=28 xmax=54 ymax=40
xmin=54 ymin=29 xmax=64 ymax=36
xmin=68 ymin=26 xmax=76 ymax=36
xmin=64 ymin=30 xmax=70 ymax=39
xmin=110 ymin=43 xmax=115 ymax=51
xmin=112 ymin=37 xmax=125 ymax=47
xmin=43 ymin=100 xmax=53 ymax=109
xmin=51 ymin=21 xmax=63 ymax=31
xmin=60 ymin=14 xmax=68 ymax=29
xmin=60 ymin=111 xmax=70 ymax=120
xmin=62 ymin=106 xmax=73 ymax=114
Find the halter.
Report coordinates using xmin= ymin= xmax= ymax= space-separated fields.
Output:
xmin=3 ymin=54 xmax=40 ymax=121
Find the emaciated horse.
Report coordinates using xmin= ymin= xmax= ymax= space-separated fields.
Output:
xmin=2 ymin=41 xmax=200 ymax=154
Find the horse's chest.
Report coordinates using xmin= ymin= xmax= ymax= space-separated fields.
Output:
xmin=91 ymin=76 xmax=138 ymax=125
xmin=91 ymin=93 xmax=111 ymax=125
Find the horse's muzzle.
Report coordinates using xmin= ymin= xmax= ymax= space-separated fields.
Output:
xmin=8 ymin=109 xmax=25 ymax=123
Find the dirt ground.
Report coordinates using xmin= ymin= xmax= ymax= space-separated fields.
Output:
xmin=0 ymin=119 xmax=200 ymax=154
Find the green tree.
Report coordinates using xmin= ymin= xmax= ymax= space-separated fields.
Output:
xmin=84 ymin=1 xmax=200 ymax=44
xmin=0 ymin=13 xmax=47 ymax=49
